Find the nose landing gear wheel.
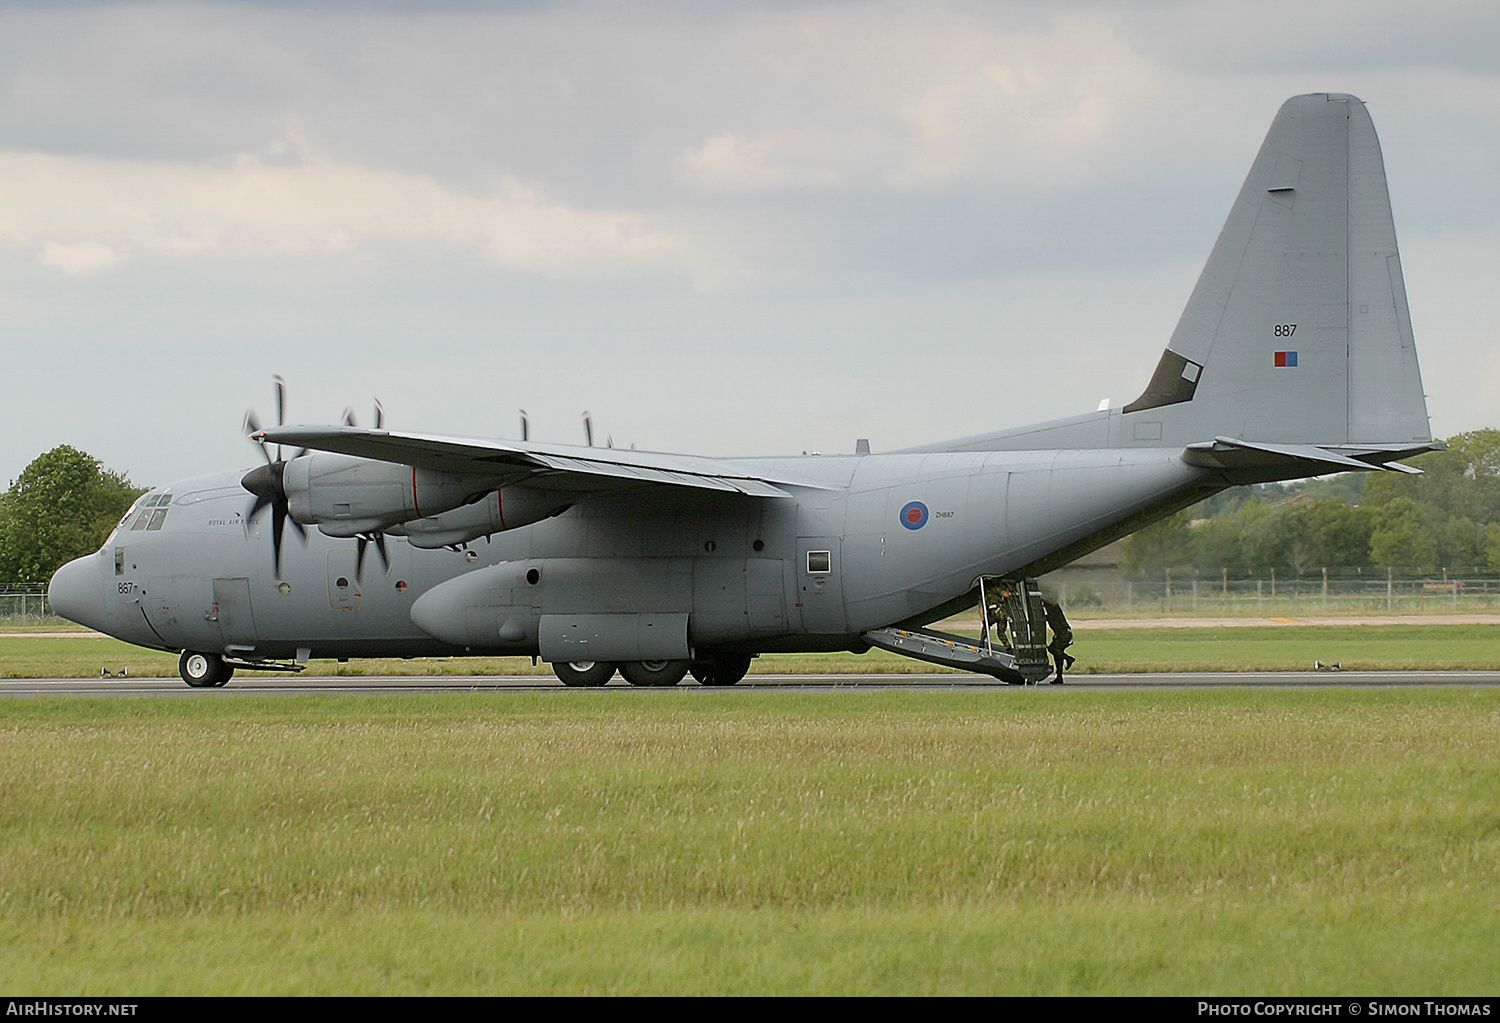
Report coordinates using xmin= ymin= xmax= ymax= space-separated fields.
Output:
xmin=619 ymin=660 xmax=689 ymax=687
xmin=551 ymin=661 xmax=616 ymax=687
xmin=178 ymin=651 xmax=234 ymax=688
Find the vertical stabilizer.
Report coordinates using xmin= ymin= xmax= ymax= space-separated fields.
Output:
xmin=1127 ymin=93 xmax=1430 ymax=447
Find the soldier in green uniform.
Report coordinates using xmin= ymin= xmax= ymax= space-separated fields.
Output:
xmin=1041 ymin=596 xmax=1075 ymax=683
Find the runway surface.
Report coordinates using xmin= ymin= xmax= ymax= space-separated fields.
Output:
xmin=4 ymin=670 xmax=1500 ymax=697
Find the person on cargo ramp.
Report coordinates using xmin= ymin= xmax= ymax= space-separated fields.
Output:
xmin=1041 ymin=596 xmax=1075 ymax=684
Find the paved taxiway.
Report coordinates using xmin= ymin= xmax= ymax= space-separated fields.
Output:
xmin=3 ymin=671 xmax=1500 ymax=697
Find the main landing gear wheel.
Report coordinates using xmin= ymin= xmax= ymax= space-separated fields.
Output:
xmin=689 ymin=654 xmax=752 ymax=686
xmin=552 ymin=661 xmax=615 ymax=687
xmin=619 ymin=660 xmax=689 ymax=687
xmin=179 ymin=651 xmax=234 ymax=688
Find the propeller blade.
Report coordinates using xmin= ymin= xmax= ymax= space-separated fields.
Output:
xmin=245 ymin=490 xmax=271 ymax=526
xmin=270 ymin=505 xmax=286 ymax=578
xmin=249 ymin=490 xmax=271 ymax=517
xmin=355 ymin=531 xmax=391 ymax=583
xmin=273 ymin=376 xmax=289 ymax=460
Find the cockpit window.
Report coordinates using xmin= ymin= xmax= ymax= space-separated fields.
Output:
xmin=123 ymin=492 xmax=173 ymax=531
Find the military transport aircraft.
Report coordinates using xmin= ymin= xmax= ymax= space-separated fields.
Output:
xmin=49 ymin=94 xmax=1437 ymax=687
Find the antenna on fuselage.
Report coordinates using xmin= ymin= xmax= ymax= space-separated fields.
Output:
xmin=520 ymin=410 xmax=530 ymax=442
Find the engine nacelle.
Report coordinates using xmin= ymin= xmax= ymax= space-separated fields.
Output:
xmin=282 ymin=452 xmax=496 ymax=536
xmin=386 ymin=486 xmax=571 ymax=548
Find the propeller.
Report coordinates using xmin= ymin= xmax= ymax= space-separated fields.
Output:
xmin=240 ymin=377 xmax=308 ymax=579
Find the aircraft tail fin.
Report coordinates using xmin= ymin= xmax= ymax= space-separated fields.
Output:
xmin=1127 ymin=91 xmax=1430 ymax=449
xmin=922 ymin=94 xmax=1434 ymax=464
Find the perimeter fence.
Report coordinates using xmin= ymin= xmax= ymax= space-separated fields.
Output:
xmin=0 ymin=584 xmax=54 ymax=624
xmin=1043 ymin=567 xmax=1500 ymax=617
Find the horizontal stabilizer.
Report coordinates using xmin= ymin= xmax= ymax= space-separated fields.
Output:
xmin=1182 ymin=436 xmax=1441 ymax=475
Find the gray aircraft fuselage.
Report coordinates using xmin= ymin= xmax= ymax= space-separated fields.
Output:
xmin=54 ymin=445 xmax=1202 ymax=663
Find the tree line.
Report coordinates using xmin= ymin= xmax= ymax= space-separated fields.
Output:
xmin=0 ymin=446 xmax=143 ymax=588
xmin=1120 ymin=430 xmax=1500 ymax=577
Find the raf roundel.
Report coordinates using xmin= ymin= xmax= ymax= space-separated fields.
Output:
xmin=899 ymin=501 xmax=929 ymax=530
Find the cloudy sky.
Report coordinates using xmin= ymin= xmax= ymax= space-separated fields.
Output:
xmin=2 ymin=0 xmax=1497 ymax=489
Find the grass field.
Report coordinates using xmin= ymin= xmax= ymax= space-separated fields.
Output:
xmin=5 ymin=622 xmax=1500 ymax=679
xmin=1 ymin=690 xmax=1496 ymax=995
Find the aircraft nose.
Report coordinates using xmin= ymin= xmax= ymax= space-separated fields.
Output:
xmin=48 ymin=555 xmax=106 ymax=631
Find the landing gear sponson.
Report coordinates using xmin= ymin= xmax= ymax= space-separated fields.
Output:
xmin=551 ymin=653 xmax=753 ymax=687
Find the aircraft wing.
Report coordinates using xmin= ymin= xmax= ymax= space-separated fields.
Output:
xmin=257 ymin=425 xmax=803 ymax=498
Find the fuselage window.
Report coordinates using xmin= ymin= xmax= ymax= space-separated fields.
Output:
xmin=806 ymin=550 xmax=831 ymax=574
